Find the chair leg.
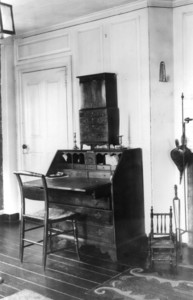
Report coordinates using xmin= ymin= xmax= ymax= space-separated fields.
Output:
xmin=150 ymin=250 xmax=154 ymax=269
xmin=43 ymin=223 xmax=48 ymax=270
xmin=148 ymin=243 xmax=153 ymax=269
xmin=49 ymin=223 xmax=53 ymax=254
xmin=20 ymin=218 xmax=24 ymax=263
xmin=72 ymin=219 xmax=80 ymax=260
xmin=170 ymin=250 xmax=173 ymax=266
xmin=176 ymin=249 xmax=178 ymax=267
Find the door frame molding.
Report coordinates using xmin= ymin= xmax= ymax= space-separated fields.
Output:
xmin=15 ymin=54 xmax=73 ymax=170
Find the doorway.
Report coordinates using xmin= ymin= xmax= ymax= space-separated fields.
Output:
xmin=16 ymin=57 xmax=73 ymax=173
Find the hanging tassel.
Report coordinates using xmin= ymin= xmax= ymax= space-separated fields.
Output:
xmin=159 ymin=61 xmax=167 ymax=82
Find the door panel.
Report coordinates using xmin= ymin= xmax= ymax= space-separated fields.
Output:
xmin=21 ymin=67 xmax=69 ymax=173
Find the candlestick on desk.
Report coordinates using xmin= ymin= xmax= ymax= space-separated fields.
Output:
xmin=73 ymin=132 xmax=79 ymax=149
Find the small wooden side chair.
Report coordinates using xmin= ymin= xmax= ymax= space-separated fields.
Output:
xmin=148 ymin=206 xmax=177 ymax=268
xmin=14 ymin=171 xmax=80 ymax=269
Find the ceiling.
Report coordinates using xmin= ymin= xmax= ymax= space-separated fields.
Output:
xmin=5 ymin=0 xmax=137 ymax=35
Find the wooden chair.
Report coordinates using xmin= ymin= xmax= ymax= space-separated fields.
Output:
xmin=148 ymin=206 xmax=177 ymax=268
xmin=14 ymin=171 xmax=80 ymax=269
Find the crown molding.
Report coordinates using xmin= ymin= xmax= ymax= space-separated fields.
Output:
xmin=173 ymin=0 xmax=193 ymax=7
xmin=147 ymin=0 xmax=173 ymax=7
xmin=15 ymin=0 xmax=148 ymax=39
xmin=147 ymin=0 xmax=193 ymax=8
xmin=16 ymin=0 xmax=181 ymax=39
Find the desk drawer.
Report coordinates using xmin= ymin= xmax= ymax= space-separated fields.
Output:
xmin=88 ymin=170 xmax=111 ymax=179
xmin=49 ymin=190 xmax=111 ymax=209
xmin=97 ymin=165 xmax=111 ymax=171
xmin=73 ymin=164 xmax=85 ymax=170
xmin=52 ymin=204 xmax=113 ymax=225
xmin=63 ymin=169 xmax=88 ymax=177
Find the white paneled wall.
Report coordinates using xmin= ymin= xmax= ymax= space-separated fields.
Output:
xmin=107 ymin=12 xmax=151 ymax=233
xmin=4 ymin=1 xmax=187 ymax=237
xmin=110 ymin=17 xmax=142 ymax=148
xmin=12 ymin=9 xmax=152 ymax=233
xmin=15 ymin=31 xmax=70 ymax=61
xmin=76 ymin=25 xmax=104 ymax=75
xmin=148 ymin=7 xmax=174 ymax=215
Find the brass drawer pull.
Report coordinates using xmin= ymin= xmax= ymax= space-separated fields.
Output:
xmin=94 ymin=212 xmax=102 ymax=219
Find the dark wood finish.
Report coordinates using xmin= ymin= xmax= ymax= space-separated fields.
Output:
xmin=46 ymin=148 xmax=145 ymax=261
xmin=77 ymin=73 xmax=119 ymax=148
xmin=77 ymin=73 xmax=118 ymax=109
xmin=79 ymin=107 xmax=119 ymax=147
xmin=148 ymin=206 xmax=177 ymax=268
xmin=112 ymin=148 xmax=145 ymax=245
xmin=28 ymin=177 xmax=111 ymax=193
xmin=13 ymin=171 xmax=80 ymax=269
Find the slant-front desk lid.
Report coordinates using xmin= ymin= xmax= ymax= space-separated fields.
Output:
xmin=24 ymin=176 xmax=111 ymax=194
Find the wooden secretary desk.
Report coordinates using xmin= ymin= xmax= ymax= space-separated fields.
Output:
xmin=41 ymin=72 xmax=145 ymax=260
xmin=45 ymin=148 xmax=145 ymax=261
xmin=26 ymin=72 xmax=144 ymax=261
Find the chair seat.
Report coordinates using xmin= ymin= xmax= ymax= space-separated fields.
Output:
xmin=151 ymin=238 xmax=175 ymax=249
xmin=25 ymin=208 xmax=76 ymax=221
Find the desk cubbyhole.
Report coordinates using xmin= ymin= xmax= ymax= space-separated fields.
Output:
xmin=96 ymin=153 xmax=105 ymax=165
xmin=73 ymin=153 xmax=85 ymax=164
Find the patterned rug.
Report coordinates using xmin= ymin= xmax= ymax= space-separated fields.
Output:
xmin=3 ymin=289 xmax=53 ymax=300
xmin=86 ymin=268 xmax=193 ymax=300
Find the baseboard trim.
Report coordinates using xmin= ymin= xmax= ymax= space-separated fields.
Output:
xmin=178 ymin=263 xmax=193 ymax=269
xmin=0 ymin=213 xmax=19 ymax=223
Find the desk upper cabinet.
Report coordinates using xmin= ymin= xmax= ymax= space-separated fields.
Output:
xmin=77 ymin=73 xmax=119 ymax=148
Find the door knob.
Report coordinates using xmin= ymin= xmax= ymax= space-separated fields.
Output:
xmin=22 ymin=144 xmax=29 ymax=154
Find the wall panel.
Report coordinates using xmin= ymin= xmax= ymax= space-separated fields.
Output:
xmin=16 ymin=31 xmax=70 ymax=61
xmin=76 ymin=26 xmax=104 ymax=75
xmin=109 ymin=17 xmax=141 ymax=148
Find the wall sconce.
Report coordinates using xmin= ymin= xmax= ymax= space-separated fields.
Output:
xmin=0 ymin=2 xmax=15 ymax=38
xmin=159 ymin=61 xmax=167 ymax=82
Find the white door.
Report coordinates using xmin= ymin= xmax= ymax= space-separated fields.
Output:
xmin=20 ymin=66 xmax=72 ymax=173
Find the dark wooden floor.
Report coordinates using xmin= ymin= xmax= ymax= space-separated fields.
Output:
xmin=1 ymin=222 xmax=193 ymax=299
xmin=0 ymin=222 xmax=136 ymax=300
